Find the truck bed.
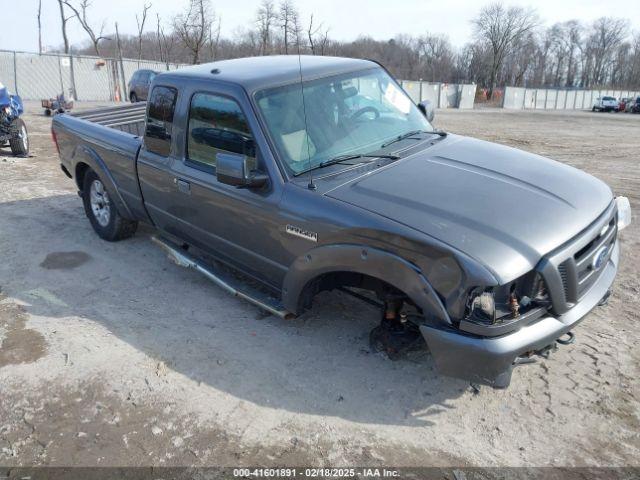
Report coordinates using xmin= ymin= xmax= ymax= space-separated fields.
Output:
xmin=53 ymin=102 xmax=148 ymax=222
xmin=70 ymin=103 xmax=147 ymax=136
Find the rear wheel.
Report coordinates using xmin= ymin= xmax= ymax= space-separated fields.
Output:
xmin=9 ymin=118 xmax=29 ymax=157
xmin=130 ymin=92 xmax=138 ymax=103
xmin=82 ymin=169 xmax=138 ymax=241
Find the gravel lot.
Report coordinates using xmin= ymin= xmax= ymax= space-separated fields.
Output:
xmin=0 ymin=102 xmax=639 ymax=468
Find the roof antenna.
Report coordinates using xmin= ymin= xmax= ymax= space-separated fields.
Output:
xmin=296 ymin=45 xmax=315 ymax=190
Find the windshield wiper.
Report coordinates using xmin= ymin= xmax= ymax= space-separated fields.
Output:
xmin=293 ymin=153 xmax=400 ymax=177
xmin=381 ymin=129 xmax=447 ymax=148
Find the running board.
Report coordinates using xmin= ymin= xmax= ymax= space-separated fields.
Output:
xmin=151 ymin=236 xmax=294 ymax=319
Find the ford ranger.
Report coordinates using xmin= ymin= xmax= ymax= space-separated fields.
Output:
xmin=52 ymin=56 xmax=631 ymax=387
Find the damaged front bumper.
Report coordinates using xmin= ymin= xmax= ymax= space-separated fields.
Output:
xmin=420 ymin=241 xmax=619 ymax=388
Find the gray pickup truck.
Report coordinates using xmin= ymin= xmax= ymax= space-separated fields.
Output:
xmin=52 ymin=55 xmax=631 ymax=387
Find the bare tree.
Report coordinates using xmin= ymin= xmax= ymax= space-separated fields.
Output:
xmin=56 ymin=0 xmax=74 ymax=54
xmin=156 ymin=14 xmax=177 ymax=68
xmin=472 ymin=3 xmax=538 ymax=98
xmin=173 ymin=0 xmax=212 ymax=64
xmin=278 ymin=0 xmax=299 ymax=54
xmin=256 ymin=0 xmax=276 ymax=55
xmin=156 ymin=13 xmax=164 ymax=63
xmin=307 ymin=14 xmax=328 ymax=55
xmin=209 ymin=16 xmax=222 ymax=61
xmin=37 ymin=0 xmax=43 ymax=54
xmin=307 ymin=14 xmax=318 ymax=54
xmin=136 ymin=3 xmax=152 ymax=61
xmin=63 ymin=0 xmax=110 ymax=56
xmin=417 ymin=34 xmax=455 ymax=81
xmin=563 ymin=21 xmax=582 ymax=87
xmin=587 ymin=17 xmax=629 ymax=86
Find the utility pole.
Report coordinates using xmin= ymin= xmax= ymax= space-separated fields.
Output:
xmin=115 ymin=22 xmax=128 ymax=103
xmin=37 ymin=0 xmax=43 ymax=54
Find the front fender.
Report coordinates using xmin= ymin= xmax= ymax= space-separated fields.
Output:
xmin=72 ymin=144 xmax=134 ymax=220
xmin=282 ymin=243 xmax=451 ymax=325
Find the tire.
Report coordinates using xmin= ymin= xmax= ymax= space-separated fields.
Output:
xmin=130 ymin=92 xmax=138 ymax=103
xmin=592 ymin=106 xmax=596 ymax=112
xmin=82 ymin=169 xmax=138 ymax=242
xmin=9 ymin=118 xmax=29 ymax=157
xmin=44 ymin=109 xmax=52 ymax=116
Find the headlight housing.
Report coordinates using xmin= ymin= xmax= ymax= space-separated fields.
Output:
xmin=465 ymin=272 xmax=549 ymax=326
xmin=616 ymin=196 xmax=631 ymax=231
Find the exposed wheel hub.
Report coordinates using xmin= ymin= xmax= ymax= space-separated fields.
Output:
xmin=370 ymin=300 xmax=423 ymax=359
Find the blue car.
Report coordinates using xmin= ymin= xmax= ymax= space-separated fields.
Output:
xmin=0 ymin=82 xmax=29 ymax=157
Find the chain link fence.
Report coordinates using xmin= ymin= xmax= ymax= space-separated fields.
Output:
xmin=0 ymin=49 xmax=185 ymax=102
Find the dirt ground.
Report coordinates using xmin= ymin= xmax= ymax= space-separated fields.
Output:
xmin=0 ymin=102 xmax=639 ymax=468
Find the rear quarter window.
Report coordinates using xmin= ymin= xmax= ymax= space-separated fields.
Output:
xmin=144 ymin=86 xmax=178 ymax=157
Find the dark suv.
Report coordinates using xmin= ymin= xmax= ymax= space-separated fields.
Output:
xmin=128 ymin=69 xmax=157 ymax=103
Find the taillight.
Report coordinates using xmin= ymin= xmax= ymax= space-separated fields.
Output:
xmin=51 ymin=125 xmax=60 ymax=154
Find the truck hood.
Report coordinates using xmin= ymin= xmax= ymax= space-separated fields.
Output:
xmin=325 ymin=134 xmax=613 ymax=283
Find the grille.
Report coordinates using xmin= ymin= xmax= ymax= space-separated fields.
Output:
xmin=558 ymin=261 xmax=570 ymax=303
xmin=573 ymin=216 xmax=616 ymax=299
xmin=538 ymin=203 xmax=617 ymax=315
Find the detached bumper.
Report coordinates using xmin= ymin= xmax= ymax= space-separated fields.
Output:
xmin=420 ymin=242 xmax=619 ymax=387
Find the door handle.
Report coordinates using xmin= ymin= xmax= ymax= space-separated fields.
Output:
xmin=174 ymin=178 xmax=191 ymax=194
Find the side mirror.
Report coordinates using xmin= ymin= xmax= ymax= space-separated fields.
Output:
xmin=216 ymin=152 xmax=268 ymax=189
xmin=417 ymin=100 xmax=435 ymax=123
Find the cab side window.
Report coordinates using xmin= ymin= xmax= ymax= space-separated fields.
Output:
xmin=187 ymin=93 xmax=256 ymax=171
xmin=144 ymin=86 xmax=177 ymax=157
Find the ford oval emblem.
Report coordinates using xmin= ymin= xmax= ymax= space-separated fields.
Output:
xmin=592 ymin=246 xmax=609 ymax=270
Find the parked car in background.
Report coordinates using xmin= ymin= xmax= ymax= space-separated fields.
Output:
xmin=128 ymin=69 xmax=157 ymax=103
xmin=592 ymin=96 xmax=619 ymax=112
xmin=629 ymin=97 xmax=640 ymax=113
xmin=619 ymin=97 xmax=631 ymax=112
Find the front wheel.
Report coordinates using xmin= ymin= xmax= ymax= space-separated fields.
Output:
xmin=82 ymin=169 xmax=138 ymax=241
xmin=9 ymin=118 xmax=29 ymax=157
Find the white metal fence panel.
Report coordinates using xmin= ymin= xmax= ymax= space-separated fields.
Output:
xmin=556 ymin=90 xmax=567 ymax=109
xmin=458 ymin=84 xmax=477 ymax=109
xmin=503 ymin=86 xmax=639 ymax=110
xmin=400 ymin=80 xmax=421 ymax=103
xmin=72 ymin=56 xmax=114 ymax=101
xmin=524 ymin=89 xmax=535 ymax=109
xmin=439 ymin=84 xmax=450 ymax=108
xmin=502 ymin=86 xmax=524 ymax=109
xmin=0 ymin=51 xmax=17 ymax=93
xmin=420 ymin=83 xmax=440 ymax=106
xmin=544 ymin=89 xmax=556 ymax=109
xmin=15 ymin=53 xmax=65 ymax=99
xmin=565 ymin=90 xmax=576 ymax=109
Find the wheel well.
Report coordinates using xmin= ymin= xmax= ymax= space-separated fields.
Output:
xmin=297 ymin=271 xmax=411 ymax=313
xmin=75 ymin=162 xmax=90 ymax=191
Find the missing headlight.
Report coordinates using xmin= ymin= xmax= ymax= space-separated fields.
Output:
xmin=465 ymin=272 xmax=550 ymax=326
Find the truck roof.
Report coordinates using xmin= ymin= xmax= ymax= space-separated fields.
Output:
xmin=158 ymin=55 xmax=377 ymax=92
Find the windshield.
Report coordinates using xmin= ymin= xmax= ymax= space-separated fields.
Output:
xmin=603 ymin=96 xmax=616 ymax=101
xmin=255 ymin=68 xmax=432 ymax=176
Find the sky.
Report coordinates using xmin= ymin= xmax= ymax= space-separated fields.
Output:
xmin=1 ymin=0 xmax=639 ymax=54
